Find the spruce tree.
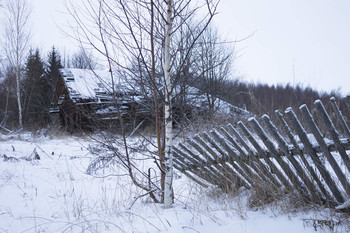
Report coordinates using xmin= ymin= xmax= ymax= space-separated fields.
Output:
xmin=46 ymin=46 xmax=63 ymax=93
xmin=22 ymin=49 xmax=47 ymax=127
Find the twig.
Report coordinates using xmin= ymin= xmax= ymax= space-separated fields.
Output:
xmin=128 ymin=189 xmax=158 ymax=209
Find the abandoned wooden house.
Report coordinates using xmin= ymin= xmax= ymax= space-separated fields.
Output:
xmin=50 ymin=68 xmax=249 ymax=131
xmin=50 ymin=68 xmax=148 ymax=130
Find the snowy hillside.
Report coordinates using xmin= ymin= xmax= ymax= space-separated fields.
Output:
xmin=0 ymin=133 xmax=348 ymax=232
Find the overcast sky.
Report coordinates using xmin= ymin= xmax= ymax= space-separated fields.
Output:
xmin=24 ymin=0 xmax=350 ymax=96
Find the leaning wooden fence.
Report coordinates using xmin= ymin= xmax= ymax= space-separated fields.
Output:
xmin=173 ymin=97 xmax=350 ymax=206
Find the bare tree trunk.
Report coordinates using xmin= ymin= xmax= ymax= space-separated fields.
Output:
xmin=16 ymin=64 xmax=23 ymax=128
xmin=163 ymin=0 xmax=174 ymax=208
xmin=3 ymin=0 xmax=31 ymax=129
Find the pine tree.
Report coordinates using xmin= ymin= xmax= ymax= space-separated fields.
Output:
xmin=22 ymin=49 xmax=47 ymax=127
xmin=46 ymin=46 xmax=63 ymax=94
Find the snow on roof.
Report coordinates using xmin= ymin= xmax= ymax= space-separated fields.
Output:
xmin=60 ymin=68 xmax=132 ymax=101
xmin=59 ymin=68 xmax=250 ymax=116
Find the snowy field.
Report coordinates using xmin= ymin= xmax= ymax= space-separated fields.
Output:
xmin=0 ymin=132 xmax=348 ymax=233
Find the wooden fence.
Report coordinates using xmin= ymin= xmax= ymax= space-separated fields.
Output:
xmin=173 ymin=97 xmax=350 ymax=206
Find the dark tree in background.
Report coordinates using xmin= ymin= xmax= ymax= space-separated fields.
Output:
xmin=21 ymin=49 xmax=48 ymax=127
xmin=46 ymin=47 xmax=63 ymax=101
xmin=0 ymin=66 xmax=17 ymax=129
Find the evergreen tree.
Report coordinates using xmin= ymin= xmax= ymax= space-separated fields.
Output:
xmin=22 ymin=48 xmax=48 ymax=127
xmin=46 ymin=46 xmax=63 ymax=94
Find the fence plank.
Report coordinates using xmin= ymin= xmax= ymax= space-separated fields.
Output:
xmin=300 ymin=104 xmax=350 ymax=197
xmin=285 ymin=107 xmax=343 ymax=204
xmin=228 ymin=123 xmax=256 ymax=155
xmin=249 ymin=117 xmax=303 ymax=194
xmin=238 ymin=120 xmax=291 ymax=189
xmin=330 ymin=97 xmax=350 ymax=138
xmin=275 ymin=110 xmax=332 ymax=202
xmin=345 ymin=96 xmax=350 ymax=111
xmin=314 ymin=100 xmax=350 ymax=173
xmin=172 ymin=154 xmax=209 ymax=187
xmin=220 ymin=126 xmax=276 ymax=187
xmin=173 ymin=149 xmax=215 ymax=187
xmin=173 ymin=98 xmax=350 ymax=207
xmin=201 ymin=131 xmax=251 ymax=187
xmin=177 ymin=143 xmax=224 ymax=186
xmin=209 ymin=129 xmax=257 ymax=187
xmin=262 ymin=114 xmax=316 ymax=200
xmin=194 ymin=134 xmax=247 ymax=188
xmin=187 ymin=138 xmax=236 ymax=190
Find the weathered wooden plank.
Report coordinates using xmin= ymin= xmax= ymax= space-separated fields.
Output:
xmin=220 ymin=127 xmax=249 ymax=158
xmin=238 ymin=120 xmax=291 ymax=189
xmin=173 ymin=146 xmax=199 ymax=168
xmin=330 ymin=97 xmax=350 ymax=138
xmin=285 ymin=107 xmax=343 ymax=204
xmin=173 ymin=150 xmax=214 ymax=187
xmin=276 ymin=110 xmax=330 ymax=203
xmin=227 ymin=123 xmax=280 ymax=187
xmin=248 ymin=117 xmax=303 ymax=194
xmin=261 ymin=114 xmax=315 ymax=200
xmin=345 ymin=96 xmax=350 ymax=111
xmin=194 ymin=134 xmax=246 ymax=188
xmin=172 ymin=154 xmax=209 ymax=187
xmin=220 ymin=126 xmax=276 ymax=188
xmin=178 ymin=143 xmax=232 ymax=187
xmin=209 ymin=129 xmax=258 ymax=187
xmin=202 ymin=131 xmax=251 ymax=188
xmin=228 ymin=123 xmax=256 ymax=155
xmin=300 ymin=104 xmax=350 ymax=197
xmin=200 ymin=132 xmax=228 ymax=163
xmin=187 ymin=138 xmax=235 ymax=190
xmin=178 ymin=143 xmax=206 ymax=165
xmin=174 ymin=146 xmax=222 ymax=187
xmin=314 ymin=100 xmax=350 ymax=173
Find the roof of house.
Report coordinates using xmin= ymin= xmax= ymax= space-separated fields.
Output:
xmin=58 ymin=68 xmax=251 ymax=116
xmin=60 ymin=68 xmax=137 ymax=103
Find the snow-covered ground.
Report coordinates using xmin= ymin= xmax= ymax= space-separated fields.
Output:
xmin=0 ymin=132 xmax=348 ymax=232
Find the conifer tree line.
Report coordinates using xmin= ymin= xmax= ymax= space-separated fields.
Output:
xmin=0 ymin=47 xmax=62 ymax=129
xmin=0 ymin=46 xmax=347 ymax=130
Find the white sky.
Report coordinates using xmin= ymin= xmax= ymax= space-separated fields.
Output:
xmin=16 ymin=0 xmax=350 ymax=95
xmin=215 ymin=0 xmax=350 ymax=95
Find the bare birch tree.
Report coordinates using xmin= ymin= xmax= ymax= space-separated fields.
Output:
xmin=163 ymin=0 xmax=174 ymax=208
xmin=3 ymin=0 xmax=31 ymax=129
xmin=66 ymin=0 xmax=220 ymax=207
xmin=71 ymin=48 xmax=98 ymax=69
xmin=195 ymin=26 xmax=234 ymax=118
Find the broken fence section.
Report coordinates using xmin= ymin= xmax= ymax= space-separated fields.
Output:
xmin=173 ymin=97 xmax=350 ymax=207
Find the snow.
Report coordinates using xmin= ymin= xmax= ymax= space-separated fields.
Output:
xmin=336 ymin=199 xmax=350 ymax=210
xmin=58 ymin=68 xmax=251 ymax=120
xmin=61 ymin=68 xmax=135 ymax=101
xmin=0 ymin=132 xmax=348 ymax=232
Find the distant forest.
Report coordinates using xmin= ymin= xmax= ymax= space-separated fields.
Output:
xmin=214 ymin=79 xmax=347 ymax=117
xmin=0 ymin=46 xmax=348 ymax=130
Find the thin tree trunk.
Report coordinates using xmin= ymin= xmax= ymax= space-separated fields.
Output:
xmin=16 ymin=66 xmax=23 ymax=128
xmin=164 ymin=0 xmax=173 ymax=208
xmin=150 ymin=0 xmax=165 ymax=194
